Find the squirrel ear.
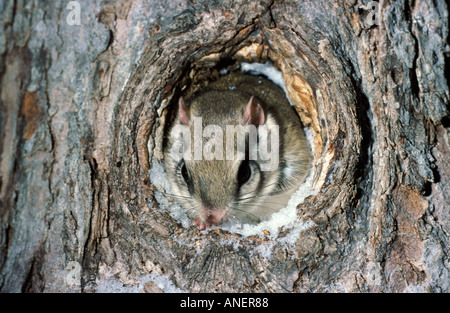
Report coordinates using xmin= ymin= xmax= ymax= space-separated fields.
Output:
xmin=242 ymin=96 xmax=265 ymax=126
xmin=178 ymin=97 xmax=190 ymax=126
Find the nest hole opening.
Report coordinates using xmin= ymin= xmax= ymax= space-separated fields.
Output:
xmin=146 ymin=43 xmax=335 ymax=238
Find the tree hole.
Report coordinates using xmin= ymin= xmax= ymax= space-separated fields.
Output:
xmin=147 ymin=45 xmax=329 ymax=238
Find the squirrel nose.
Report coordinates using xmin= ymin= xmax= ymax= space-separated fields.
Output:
xmin=203 ymin=207 xmax=226 ymax=225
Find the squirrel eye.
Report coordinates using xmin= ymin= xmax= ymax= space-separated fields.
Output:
xmin=181 ymin=163 xmax=189 ymax=183
xmin=237 ymin=161 xmax=251 ymax=185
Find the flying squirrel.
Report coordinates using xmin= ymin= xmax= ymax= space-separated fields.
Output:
xmin=163 ymin=71 xmax=310 ymax=230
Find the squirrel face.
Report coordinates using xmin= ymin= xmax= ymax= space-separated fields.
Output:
xmin=165 ymin=92 xmax=269 ymax=229
xmin=162 ymin=73 xmax=311 ymax=230
xmin=175 ymin=158 xmax=264 ymax=229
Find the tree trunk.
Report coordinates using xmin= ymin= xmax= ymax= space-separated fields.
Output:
xmin=0 ymin=0 xmax=448 ymax=293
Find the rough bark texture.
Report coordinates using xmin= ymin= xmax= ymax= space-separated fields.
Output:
xmin=0 ymin=0 xmax=448 ymax=292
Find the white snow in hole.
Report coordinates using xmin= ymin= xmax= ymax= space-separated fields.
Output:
xmin=96 ymin=272 xmax=186 ymax=293
xmin=241 ymin=61 xmax=293 ymax=105
xmin=96 ymin=277 xmax=141 ymax=293
xmin=219 ymin=68 xmax=229 ymax=75
xmin=144 ymin=272 xmax=186 ymax=293
xmin=149 ymin=159 xmax=191 ymax=229
xmin=149 ymin=61 xmax=317 ymax=239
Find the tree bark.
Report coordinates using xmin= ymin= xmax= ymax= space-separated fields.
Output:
xmin=0 ymin=0 xmax=448 ymax=292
